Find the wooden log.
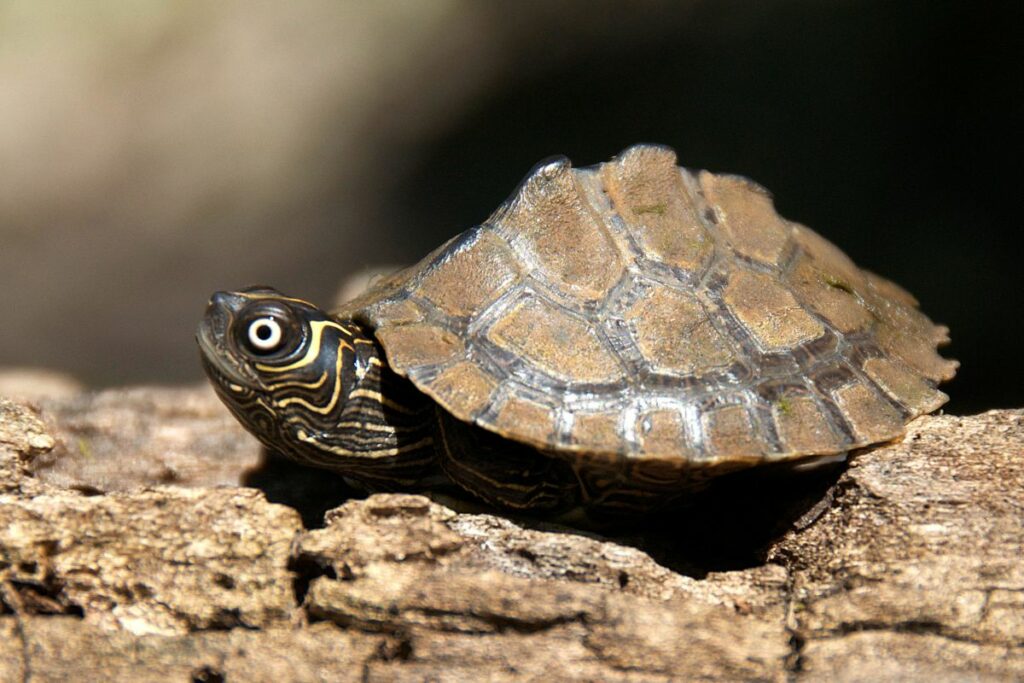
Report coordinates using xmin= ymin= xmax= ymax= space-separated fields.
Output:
xmin=1 ymin=390 xmax=1021 ymax=681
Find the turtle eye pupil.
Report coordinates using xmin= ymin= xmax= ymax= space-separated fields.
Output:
xmin=246 ymin=317 xmax=284 ymax=353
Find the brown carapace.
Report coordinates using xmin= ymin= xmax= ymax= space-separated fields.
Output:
xmin=198 ymin=144 xmax=956 ymax=518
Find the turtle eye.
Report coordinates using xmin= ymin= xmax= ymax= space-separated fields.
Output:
xmin=245 ymin=317 xmax=284 ymax=354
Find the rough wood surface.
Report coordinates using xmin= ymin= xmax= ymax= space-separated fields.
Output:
xmin=1 ymin=387 xmax=1021 ymax=681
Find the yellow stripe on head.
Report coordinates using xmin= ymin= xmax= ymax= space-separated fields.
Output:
xmin=276 ymin=337 xmax=348 ymax=415
xmin=256 ymin=319 xmax=348 ymax=373
xmin=348 ymin=388 xmax=423 ymax=415
xmin=267 ymin=370 xmax=329 ymax=392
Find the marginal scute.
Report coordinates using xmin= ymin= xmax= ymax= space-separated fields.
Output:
xmin=426 ymin=362 xmax=499 ymax=418
xmin=334 ymin=264 xmax=418 ymax=321
xmin=602 ymin=145 xmax=712 ymax=273
xmin=832 ymin=382 xmax=904 ymax=443
xmin=701 ymin=172 xmax=792 ymax=266
xmin=494 ymin=157 xmax=624 ymax=301
xmin=724 ymin=270 xmax=824 ymax=352
xmin=863 ymin=357 xmax=948 ymax=414
xmin=415 ymin=230 xmax=522 ymax=318
xmin=637 ymin=409 xmax=687 ymax=457
xmin=773 ymin=396 xmax=843 ymax=456
xmin=364 ymin=298 xmax=425 ymax=326
xmin=571 ymin=411 xmax=623 ymax=452
xmin=864 ymin=270 xmax=919 ymax=308
xmin=374 ymin=323 xmax=465 ymax=370
xmin=493 ymin=395 xmax=556 ymax=446
xmin=625 ymin=284 xmax=736 ymax=375
xmin=704 ymin=405 xmax=766 ymax=460
xmin=486 ymin=296 xmax=624 ymax=385
xmin=871 ymin=299 xmax=959 ymax=382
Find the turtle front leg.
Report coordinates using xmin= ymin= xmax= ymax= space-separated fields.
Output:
xmin=433 ymin=408 xmax=581 ymax=513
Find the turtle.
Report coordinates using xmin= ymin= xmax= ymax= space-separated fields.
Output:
xmin=197 ymin=144 xmax=956 ymax=518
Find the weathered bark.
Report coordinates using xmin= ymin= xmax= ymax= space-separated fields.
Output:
xmin=1 ymin=387 xmax=1021 ymax=681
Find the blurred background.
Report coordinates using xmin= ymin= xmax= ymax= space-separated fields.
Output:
xmin=0 ymin=0 xmax=1019 ymax=413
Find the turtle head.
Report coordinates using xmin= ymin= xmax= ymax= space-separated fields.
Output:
xmin=197 ymin=287 xmax=362 ymax=455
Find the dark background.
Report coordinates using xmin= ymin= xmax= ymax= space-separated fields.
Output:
xmin=1 ymin=1 xmax=1020 ymax=414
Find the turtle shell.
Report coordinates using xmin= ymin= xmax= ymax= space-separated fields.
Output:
xmin=336 ymin=145 xmax=956 ymax=468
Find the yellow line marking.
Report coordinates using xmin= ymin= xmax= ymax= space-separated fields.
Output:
xmin=297 ymin=431 xmax=433 ymax=459
xmin=335 ymin=421 xmax=398 ymax=433
xmin=267 ymin=370 xmax=328 ymax=392
xmin=277 ymin=339 xmax=347 ymax=415
xmin=348 ymin=388 xmax=419 ymax=415
xmin=256 ymin=320 xmax=347 ymax=373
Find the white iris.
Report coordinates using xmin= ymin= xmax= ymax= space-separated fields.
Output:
xmin=247 ymin=317 xmax=283 ymax=351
